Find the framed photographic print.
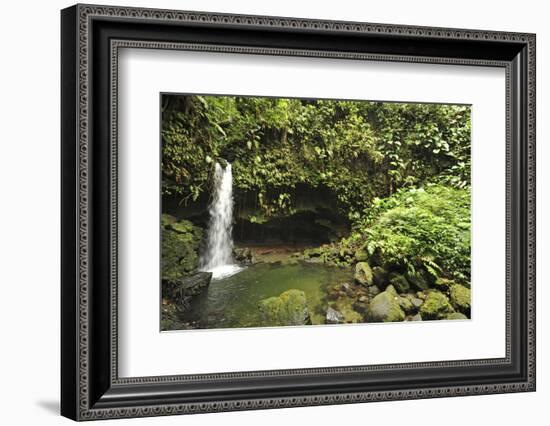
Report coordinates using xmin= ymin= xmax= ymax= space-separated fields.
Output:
xmin=61 ymin=4 xmax=536 ymax=421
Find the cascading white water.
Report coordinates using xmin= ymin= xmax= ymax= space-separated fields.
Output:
xmin=200 ymin=162 xmax=243 ymax=280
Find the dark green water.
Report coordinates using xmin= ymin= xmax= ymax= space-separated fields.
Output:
xmin=181 ymin=262 xmax=353 ymax=329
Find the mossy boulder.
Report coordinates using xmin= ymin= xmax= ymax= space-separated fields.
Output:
xmin=445 ymin=312 xmax=468 ymax=320
xmin=161 ymin=215 xmax=203 ymax=283
xmin=258 ymin=289 xmax=311 ymax=326
xmin=449 ymin=284 xmax=471 ymax=315
xmin=419 ymin=291 xmax=454 ymax=320
xmin=368 ymin=285 xmax=405 ymax=322
xmin=354 ymin=262 xmax=373 ymax=286
xmin=388 ymin=273 xmax=410 ymax=294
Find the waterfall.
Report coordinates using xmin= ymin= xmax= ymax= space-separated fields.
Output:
xmin=200 ymin=162 xmax=243 ymax=280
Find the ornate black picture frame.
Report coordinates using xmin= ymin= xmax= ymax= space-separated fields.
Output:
xmin=61 ymin=4 xmax=536 ymax=421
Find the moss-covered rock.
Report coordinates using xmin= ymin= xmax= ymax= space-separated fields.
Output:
xmin=161 ymin=215 xmax=203 ymax=283
xmin=368 ymin=285 xmax=405 ymax=322
xmin=354 ymin=262 xmax=373 ymax=286
xmin=419 ymin=291 xmax=454 ymax=320
xmin=445 ymin=312 xmax=468 ymax=320
xmin=389 ymin=273 xmax=410 ymax=293
xmin=449 ymin=284 xmax=471 ymax=315
xmin=258 ymin=289 xmax=311 ymax=326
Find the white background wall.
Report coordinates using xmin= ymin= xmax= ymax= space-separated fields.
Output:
xmin=0 ymin=0 xmax=546 ymax=424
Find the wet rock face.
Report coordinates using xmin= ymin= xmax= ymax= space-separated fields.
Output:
xmin=161 ymin=214 xmax=204 ymax=283
xmin=258 ymin=289 xmax=311 ymax=326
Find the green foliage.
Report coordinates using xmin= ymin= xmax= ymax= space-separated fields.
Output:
xmin=161 ymin=95 xmax=471 ymax=285
xmin=368 ymin=102 xmax=471 ymax=191
xmin=360 ymin=185 xmax=471 ymax=284
xmin=162 ymin=95 xmax=470 ymax=221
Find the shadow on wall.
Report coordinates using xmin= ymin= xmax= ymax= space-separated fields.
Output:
xmin=35 ymin=400 xmax=59 ymax=416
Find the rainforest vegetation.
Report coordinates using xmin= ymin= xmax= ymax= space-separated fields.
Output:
xmin=160 ymin=95 xmax=472 ymax=330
